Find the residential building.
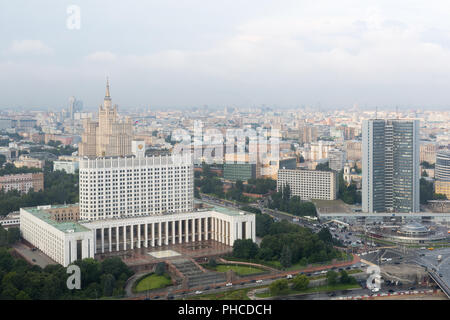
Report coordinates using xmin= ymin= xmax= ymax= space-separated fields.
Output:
xmin=0 ymin=172 xmax=44 ymax=194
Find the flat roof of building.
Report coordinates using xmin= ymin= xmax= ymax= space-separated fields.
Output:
xmin=196 ymin=200 xmax=250 ymax=216
xmin=22 ymin=204 xmax=90 ymax=234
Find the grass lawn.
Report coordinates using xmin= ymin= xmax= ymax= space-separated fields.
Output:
xmin=134 ymin=273 xmax=172 ymax=293
xmin=256 ymin=282 xmax=361 ymax=298
xmin=214 ymin=264 xmax=265 ymax=276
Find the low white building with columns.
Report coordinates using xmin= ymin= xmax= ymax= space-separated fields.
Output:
xmin=20 ymin=203 xmax=255 ymax=267
xmin=81 ymin=205 xmax=255 ymax=255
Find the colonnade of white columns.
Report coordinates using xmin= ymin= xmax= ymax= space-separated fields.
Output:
xmin=92 ymin=217 xmax=232 ymax=254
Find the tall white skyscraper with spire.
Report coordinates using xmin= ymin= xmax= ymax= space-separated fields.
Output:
xmin=79 ymin=79 xmax=134 ymax=158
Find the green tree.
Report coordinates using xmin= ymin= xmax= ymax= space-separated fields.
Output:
xmin=101 ymin=273 xmax=116 ymax=297
xmin=317 ymin=228 xmax=333 ymax=244
xmin=326 ymin=270 xmax=338 ymax=286
xmin=232 ymin=239 xmax=259 ymax=259
xmin=420 ymin=178 xmax=433 ymax=204
xmin=101 ymin=257 xmax=133 ymax=279
xmin=316 ymin=162 xmax=331 ymax=171
xmin=7 ymin=227 xmax=20 ymax=244
xmin=291 ymin=274 xmax=309 ymax=291
xmin=269 ymin=279 xmax=289 ymax=296
xmin=255 ymin=214 xmax=274 ymax=237
xmin=280 ymin=245 xmax=292 ymax=268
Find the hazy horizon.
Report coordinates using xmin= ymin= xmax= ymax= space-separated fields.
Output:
xmin=2 ymin=1 xmax=450 ymax=110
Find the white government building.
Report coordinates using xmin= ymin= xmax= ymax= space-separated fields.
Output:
xmin=20 ymin=144 xmax=255 ymax=267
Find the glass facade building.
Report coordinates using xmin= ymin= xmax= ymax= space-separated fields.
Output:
xmin=363 ymin=119 xmax=420 ymax=213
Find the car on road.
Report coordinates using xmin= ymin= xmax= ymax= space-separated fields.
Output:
xmin=153 ymin=296 xmax=160 ymax=299
xmin=256 ymin=280 xmax=263 ymax=283
xmin=226 ymin=282 xmax=233 ymax=287
xmin=204 ymin=286 xmax=210 ymax=290
xmin=388 ymin=289 xmax=395 ymax=293
xmin=286 ymin=274 xmax=293 ymax=279
xmin=328 ymin=292 xmax=336 ymax=297
xmin=195 ymin=291 xmax=203 ymax=295
xmin=32 ymin=258 xmax=36 ymax=262
xmin=167 ymin=295 xmax=174 ymax=300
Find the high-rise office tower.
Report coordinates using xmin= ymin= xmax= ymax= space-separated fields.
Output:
xmin=79 ymin=79 xmax=133 ymax=157
xmin=435 ymin=150 xmax=450 ymax=199
xmin=362 ymin=119 xmax=420 ymax=213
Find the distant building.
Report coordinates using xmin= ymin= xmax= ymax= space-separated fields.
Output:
xmin=14 ymin=156 xmax=45 ymax=169
xmin=310 ymin=141 xmax=334 ymax=161
xmin=299 ymin=125 xmax=318 ymax=144
xmin=260 ymin=157 xmax=296 ymax=179
xmin=0 ymin=212 xmax=20 ymax=227
xmin=0 ymin=119 xmax=13 ymax=130
xmin=0 ymin=172 xmax=44 ymax=194
xmin=435 ymin=150 xmax=450 ymax=199
xmin=328 ymin=149 xmax=346 ymax=172
xmin=53 ymin=160 xmax=79 ymax=174
xmin=345 ymin=140 xmax=362 ymax=161
xmin=277 ymin=169 xmax=338 ymax=200
xmin=224 ymin=163 xmax=260 ymax=181
xmin=420 ymin=142 xmax=437 ymax=164
xmin=45 ymin=134 xmax=80 ymax=146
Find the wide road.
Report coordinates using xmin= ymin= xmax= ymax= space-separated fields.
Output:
xmin=412 ymin=247 xmax=450 ymax=298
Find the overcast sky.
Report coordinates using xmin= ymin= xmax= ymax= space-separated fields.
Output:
xmin=2 ymin=1 xmax=450 ymax=110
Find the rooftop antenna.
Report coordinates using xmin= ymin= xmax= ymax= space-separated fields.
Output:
xmin=396 ymin=106 xmax=399 ymax=119
xmin=375 ymin=106 xmax=378 ymax=119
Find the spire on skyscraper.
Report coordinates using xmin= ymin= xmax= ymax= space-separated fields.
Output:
xmin=105 ymin=77 xmax=111 ymax=100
